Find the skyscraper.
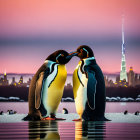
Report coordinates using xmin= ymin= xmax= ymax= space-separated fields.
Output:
xmin=18 ymin=76 xmax=23 ymax=85
xmin=3 ymin=71 xmax=8 ymax=85
xmin=128 ymin=67 xmax=135 ymax=86
xmin=120 ymin=16 xmax=128 ymax=82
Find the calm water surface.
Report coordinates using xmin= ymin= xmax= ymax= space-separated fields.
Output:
xmin=0 ymin=121 xmax=140 ymax=139
xmin=0 ymin=102 xmax=140 ymax=114
xmin=0 ymin=102 xmax=140 ymax=139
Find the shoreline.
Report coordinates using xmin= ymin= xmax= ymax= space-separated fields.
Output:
xmin=0 ymin=113 xmax=140 ymax=123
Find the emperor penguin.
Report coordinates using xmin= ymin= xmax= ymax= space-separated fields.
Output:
xmin=72 ymin=45 xmax=109 ymax=121
xmin=23 ymin=50 xmax=76 ymax=121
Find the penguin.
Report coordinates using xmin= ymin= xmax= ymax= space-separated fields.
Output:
xmin=62 ymin=108 xmax=68 ymax=114
xmin=0 ymin=111 xmax=3 ymax=115
xmin=72 ymin=45 xmax=109 ymax=121
xmin=124 ymin=110 xmax=128 ymax=115
xmin=7 ymin=110 xmax=16 ymax=115
xmin=134 ymin=111 xmax=139 ymax=116
xmin=23 ymin=50 xmax=76 ymax=121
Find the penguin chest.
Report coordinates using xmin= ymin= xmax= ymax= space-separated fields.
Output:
xmin=48 ymin=64 xmax=67 ymax=102
xmin=42 ymin=64 xmax=67 ymax=114
xmin=73 ymin=65 xmax=88 ymax=116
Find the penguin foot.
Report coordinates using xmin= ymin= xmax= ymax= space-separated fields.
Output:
xmin=72 ymin=118 xmax=82 ymax=121
xmin=23 ymin=114 xmax=41 ymax=121
xmin=41 ymin=117 xmax=66 ymax=121
xmin=41 ymin=117 xmax=55 ymax=120
xmin=55 ymin=118 xmax=66 ymax=121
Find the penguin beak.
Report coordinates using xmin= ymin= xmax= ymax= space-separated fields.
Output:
xmin=65 ymin=52 xmax=78 ymax=63
xmin=68 ymin=51 xmax=78 ymax=56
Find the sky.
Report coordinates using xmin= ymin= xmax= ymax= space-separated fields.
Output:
xmin=0 ymin=0 xmax=140 ymax=74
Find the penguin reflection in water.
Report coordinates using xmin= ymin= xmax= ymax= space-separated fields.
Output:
xmin=72 ymin=45 xmax=109 ymax=121
xmin=23 ymin=50 xmax=76 ymax=121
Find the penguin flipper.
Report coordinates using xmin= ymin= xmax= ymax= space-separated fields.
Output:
xmin=84 ymin=66 xmax=97 ymax=110
xmin=35 ymin=68 xmax=50 ymax=109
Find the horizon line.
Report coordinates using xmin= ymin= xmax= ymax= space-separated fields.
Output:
xmin=0 ymin=72 xmax=130 ymax=75
xmin=0 ymin=71 xmax=140 ymax=75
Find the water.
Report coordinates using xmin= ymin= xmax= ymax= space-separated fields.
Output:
xmin=0 ymin=121 xmax=140 ymax=139
xmin=0 ymin=102 xmax=140 ymax=139
xmin=0 ymin=102 xmax=140 ymax=114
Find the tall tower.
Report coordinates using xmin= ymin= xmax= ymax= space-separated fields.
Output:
xmin=120 ymin=16 xmax=128 ymax=82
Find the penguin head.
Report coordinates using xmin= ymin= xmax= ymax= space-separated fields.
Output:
xmin=76 ymin=45 xmax=94 ymax=59
xmin=46 ymin=50 xmax=76 ymax=64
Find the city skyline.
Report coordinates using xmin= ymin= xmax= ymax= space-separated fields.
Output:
xmin=1 ymin=67 xmax=140 ymax=87
xmin=0 ymin=0 xmax=140 ymax=74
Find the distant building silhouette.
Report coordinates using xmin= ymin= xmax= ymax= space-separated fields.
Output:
xmin=11 ymin=77 xmax=17 ymax=86
xmin=0 ymin=77 xmax=3 ymax=86
xmin=108 ymin=80 xmax=115 ymax=87
xmin=116 ymin=75 xmax=120 ymax=83
xmin=26 ymin=78 xmax=31 ymax=87
xmin=134 ymin=73 xmax=140 ymax=86
xmin=0 ymin=72 xmax=9 ymax=86
xmin=17 ymin=76 xmax=28 ymax=87
xmin=3 ymin=72 xmax=8 ymax=85
xmin=18 ymin=76 xmax=23 ymax=85
xmin=104 ymin=76 xmax=109 ymax=87
xmin=128 ymin=67 xmax=135 ymax=86
xmin=12 ymin=77 xmax=15 ymax=83
xmin=127 ymin=67 xmax=140 ymax=87
xmin=136 ymin=75 xmax=140 ymax=86
xmin=65 ymin=83 xmax=72 ymax=89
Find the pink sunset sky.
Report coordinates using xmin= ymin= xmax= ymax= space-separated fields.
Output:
xmin=0 ymin=0 xmax=140 ymax=74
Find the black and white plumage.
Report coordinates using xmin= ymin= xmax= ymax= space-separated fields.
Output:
xmin=73 ymin=45 xmax=109 ymax=121
xmin=23 ymin=50 xmax=76 ymax=121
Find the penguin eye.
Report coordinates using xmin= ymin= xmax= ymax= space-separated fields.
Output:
xmin=61 ymin=54 xmax=64 ymax=57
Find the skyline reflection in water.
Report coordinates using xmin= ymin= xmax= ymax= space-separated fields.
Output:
xmin=0 ymin=121 xmax=140 ymax=139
